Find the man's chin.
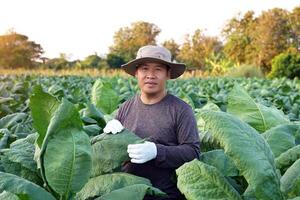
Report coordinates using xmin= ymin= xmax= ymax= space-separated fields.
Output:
xmin=141 ymin=89 xmax=159 ymax=95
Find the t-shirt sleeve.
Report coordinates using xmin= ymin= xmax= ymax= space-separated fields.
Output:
xmin=154 ymin=105 xmax=200 ymax=169
xmin=115 ymin=102 xmax=125 ymax=123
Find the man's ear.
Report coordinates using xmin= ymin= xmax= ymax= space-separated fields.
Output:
xmin=135 ymin=69 xmax=138 ymax=78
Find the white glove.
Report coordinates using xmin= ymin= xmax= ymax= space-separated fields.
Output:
xmin=103 ymin=119 xmax=124 ymax=134
xmin=127 ymin=141 xmax=157 ymax=164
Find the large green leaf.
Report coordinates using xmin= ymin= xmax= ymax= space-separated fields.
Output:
xmin=176 ymin=159 xmax=242 ymax=200
xmin=40 ymin=99 xmax=92 ymax=199
xmin=0 ymin=191 xmax=19 ymax=200
xmin=75 ymin=172 xmax=152 ymax=200
xmin=4 ymin=134 xmax=37 ymax=171
xmin=288 ymin=197 xmax=300 ymax=200
xmin=91 ymin=79 xmax=119 ymax=114
xmin=201 ymin=110 xmax=284 ymax=199
xmin=195 ymin=102 xmax=221 ymax=151
xmin=263 ymin=124 xmax=300 ymax=157
xmin=0 ymin=113 xmax=27 ymax=130
xmin=276 ymin=145 xmax=300 ymax=172
xmin=29 ymin=85 xmax=60 ymax=148
xmin=0 ymin=172 xmax=56 ymax=200
xmin=228 ymin=85 xmax=289 ymax=133
xmin=178 ymin=89 xmax=195 ymax=109
xmin=281 ymin=159 xmax=300 ymax=198
xmin=200 ymin=149 xmax=239 ymax=176
xmin=80 ymin=102 xmax=106 ymax=128
xmin=83 ymin=124 xmax=101 ymax=137
xmin=0 ymin=113 xmax=31 ymax=138
xmin=99 ymin=184 xmax=166 ymax=200
xmin=1 ymin=133 xmax=42 ymax=185
xmin=1 ymin=154 xmax=42 ymax=186
xmin=90 ymin=130 xmax=142 ymax=177
xmin=0 ymin=129 xmax=12 ymax=150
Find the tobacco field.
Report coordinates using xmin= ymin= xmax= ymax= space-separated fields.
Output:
xmin=0 ymin=75 xmax=300 ymax=200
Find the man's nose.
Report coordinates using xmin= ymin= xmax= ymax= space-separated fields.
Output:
xmin=146 ymin=70 xmax=156 ymax=78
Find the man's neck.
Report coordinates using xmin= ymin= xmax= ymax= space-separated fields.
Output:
xmin=140 ymin=90 xmax=167 ymax=105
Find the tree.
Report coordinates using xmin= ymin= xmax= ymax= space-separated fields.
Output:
xmin=77 ymin=54 xmax=106 ymax=69
xmin=268 ymin=49 xmax=300 ymax=79
xmin=162 ymin=39 xmax=180 ymax=61
xmin=108 ymin=21 xmax=161 ymax=64
xmin=106 ymin=53 xmax=125 ymax=68
xmin=222 ymin=11 xmax=257 ymax=65
xmin=289 ymin=6 xmax=300 ymax=51
xmin=0 ymin=31 xmax=43 ymax=68
xmin=177 ymin=29 xmax=222 ymax=69
xmin=43 ymin=53 xmax=70 ymax=70
xmin=223 ymin=8 xmax=298 ymax=73
xmin=253 ymin=8 xmax=292 ymax=72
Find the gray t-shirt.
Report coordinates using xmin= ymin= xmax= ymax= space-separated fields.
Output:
xmin=116 ymin=93 xmax=200 ymax=199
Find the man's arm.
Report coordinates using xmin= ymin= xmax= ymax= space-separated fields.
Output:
xmin=154 ymin=106 xmax=200 ymax=168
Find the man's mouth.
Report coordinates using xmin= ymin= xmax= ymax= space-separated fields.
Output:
xmin=145 ymin=82 xmax=157 ymax=85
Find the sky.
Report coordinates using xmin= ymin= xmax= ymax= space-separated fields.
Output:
xmin=0 ymin=0 xmax=299 ymax=60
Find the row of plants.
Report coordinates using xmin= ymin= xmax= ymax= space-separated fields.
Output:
xmin=0 ymin=75 xmax=299 ymax=199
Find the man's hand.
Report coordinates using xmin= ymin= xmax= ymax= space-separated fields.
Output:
xmin=103 ymin=119 xmax=124 ymax=134
xmin=127 ymin=141 xmax=157 ymax=164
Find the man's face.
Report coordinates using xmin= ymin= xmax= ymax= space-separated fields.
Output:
xmin=135 ymin=62 xmax=170 ymax=96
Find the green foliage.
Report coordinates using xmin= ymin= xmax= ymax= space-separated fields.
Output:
xmin=205 ymin=53 xmax=235 ymax=75
xmin=75 ymin=173 xmax=152 ymax=200
xmin=176 ymin=159 xmax=242 ymax=200
xmin=0 ymin=172 xmax=56 ymax=200
xmin=227 ymin=84 xmax=290 ymax=133
xmin=91 ymin=79 xmax=120 ymax=114
xmin=275 ymin=145 xmax=300 ymax=173
xmin=90 ymin=130 xmax=142 ymax=177
xmin=1 ymin=80 xmax=166 ymax=200
xmin=195 ymin=102 xmax=221 ymax=152
xmin=30 ymin=87 xmax=93 ymax=199
xmin=0 ymin=191 xmax=19 ymax=200
xmin=262 ymin=124 xmax=300 ymax=157
xmin=1 ymin=134 xmax=43 ymax=185
xmin=29 ymin=85 xmax=60 ymax=148
xmin=0 ymin=79 xmax=30 ymax=118
xmin=201 ymin=110 xmax=284 ymax=199
xmin=43 ymin=53 xmax=73 ymax=70
xmin=38 ymin=99 xmax=92 ymax=199
xmin=106 ymin=53 xmax=126 ymax=68
xmin=0 ymin=113 xmax=32 ymax=139
xmin=1 ymin=75 xmax=300 ymax=199
xmin=80 ymin=102 xmax=106 ymax=126
xmin=268 ymin=51 xmax=300 ymax=79
xmin=280 ymin=159 xmax=300 ymax=198
xmin=76 ymin=54 xmax=108 ymax=69
xmin=226 ymin=64 xmax=264 ymax=78
xmin=199 ymin=149 xmax=239 ymax=176
xmin=99 ymin=184 xmax=166 ymax=200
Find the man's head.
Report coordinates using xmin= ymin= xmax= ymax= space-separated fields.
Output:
xmin=121 ymin=45 xmax=186 ymax=79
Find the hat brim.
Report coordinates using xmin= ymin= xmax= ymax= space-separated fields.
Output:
xmin=121 ymin=57 xmax=186 ymax=79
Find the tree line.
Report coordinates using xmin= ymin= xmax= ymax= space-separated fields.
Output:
xmin=0 ymin=7 xmax=299 ymax=77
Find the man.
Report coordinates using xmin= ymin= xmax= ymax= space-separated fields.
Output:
xmin=103 ymin=45 xmax=200 ymax=200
